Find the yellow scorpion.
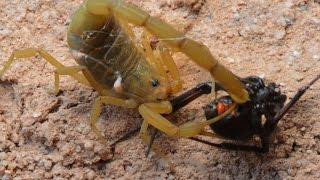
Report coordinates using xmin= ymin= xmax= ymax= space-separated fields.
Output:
xmin=0 ymin=0 xmax=249 ymax=148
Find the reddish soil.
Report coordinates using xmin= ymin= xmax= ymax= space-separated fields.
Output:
xmin=0 ymin=0 xmax=319 ymax=179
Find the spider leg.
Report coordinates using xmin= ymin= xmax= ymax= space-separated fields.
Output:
xmin=268 ymin=74 xmax=320 ymax=131
xmin=191 ymin=129 xmax=268 ymax=153
xmin=170 ymin=82 xmax=219 ymax=111
xmin=190 ymin=137 xmax=265 ymax=153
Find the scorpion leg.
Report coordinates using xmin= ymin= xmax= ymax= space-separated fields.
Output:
xmin=0 ymin=48 xmax=90 ymax=89
xmin=116 ymin=15 xmax=137 ymax=43
xmin=141 ymin=30 xmax=159 ymax=70
xmin=53 ymin=65 xmax=115 ymax=96
xmin=157 ymin=45 xmax=182 ymax=93
xmin=138 ymin=101 xmax=235 ymax=139
xmin=118 ymin=17 xmax=177 ymax=94
xmin=85 ymin=0 xmax=248 ymax=104
xmin=53 ymin=66 xmax=91 ymax=94
xmin=90 ymin=96 xmax=138 ymax=143
xmin=141 ymin=30 xmax=182 ymax=93
xmin=141 ymin=30 xmax=168 ymax=80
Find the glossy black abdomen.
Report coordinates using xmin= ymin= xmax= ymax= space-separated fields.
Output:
xmin=204 ymin=97 xmax=261 ymax=140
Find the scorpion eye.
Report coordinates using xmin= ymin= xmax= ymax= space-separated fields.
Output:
xmin=151 ymin=79 xmax=159 ymax=87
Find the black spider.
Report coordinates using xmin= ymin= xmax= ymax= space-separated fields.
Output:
xmin=111 ymin=75 xmax=319 ymax=154
xmin=179 ymin=75 xmax=319 ymax=153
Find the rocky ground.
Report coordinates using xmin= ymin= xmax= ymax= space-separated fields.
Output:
xmin=0 ymin=0 xmax=319 ymax=179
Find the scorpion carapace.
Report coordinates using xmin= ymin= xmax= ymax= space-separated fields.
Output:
xmin=68 ymin=6 xmax=169 ymax=102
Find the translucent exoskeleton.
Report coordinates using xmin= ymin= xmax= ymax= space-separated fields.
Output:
xmin=0 ymin=0 xmax=249 ymax=151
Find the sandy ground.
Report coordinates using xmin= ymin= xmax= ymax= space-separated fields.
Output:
xmin=0 ymin=0 xmax=320 ymax=179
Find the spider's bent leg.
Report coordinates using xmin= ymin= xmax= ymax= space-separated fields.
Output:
xmin=259 ymin=135 xmax=270 ymax=153
xmin=191 ymin=131 xmax=266 ymax=153
xmin=191 ymin=137 xmax=265 ymax=153
xmin=270 ymin=74 xmax=320 ymax=131
xmin=170 ymin=82 xmax=215 ymax=111
xmin=90 ymin=96 xmax=138 ymax=143
xmin=0 ymin=48 xmax=90 ymax=89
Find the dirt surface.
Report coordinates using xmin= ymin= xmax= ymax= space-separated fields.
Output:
xmin=0 ymin=0 xmax=320 ymax=179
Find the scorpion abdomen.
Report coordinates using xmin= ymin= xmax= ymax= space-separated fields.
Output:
xmin=67 ymin=5 xmax=146 ymax=93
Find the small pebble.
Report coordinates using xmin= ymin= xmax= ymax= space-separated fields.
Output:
xmin=86 ymin=170 xmax=96 ymax=179
xmin=233 ymin=12 xmax=240 ymax=21
xmin=2 ymin=174 xmax=11 ymax=180
xmin=258 ymin=73 xmax=265 ymax=79
xmin=310 ymin=17 xmax=320 ymax=26
xmin=287 ymin=168 xmax=297 ymax=176
xmin=292 ymin=51 xmax=300 ymax=59
xmin=61 ymin=144 xmax=73 ymax=156
xmin=28 ymin=164 xmax=35 ymax=171
xmin=1 ymin=160 xmax=8 ymax=167
xmin=0 ymin=152 xmax=7 ymax=160
xmin=44 ymin=172 xmax=53 ymax=179
xmin=0 ymin=28 xmax=12 ymax=37
xmin=39 ymin=159 xmax=53 ymax=171
xmin=14 ymin=7 xmax=26 ymax=22
xmin=84 ymin=140 xmax=94 ymax=151
xmin=11 ymin=133 xmax=19 ymax=143
xmin=274 ymin=29 xmax=286 ymax=40
xmin=75 ymin=145 xmax=82 ymax=153
xmin=292 ymin=72 xmax=304 ymax=82
xmin=313 ymin=55 xmax=320 ymax=61
xmin=32 ymin=111 xmax=42 ymax=118
xmin=94 ymin=144 xmax=112 ymax=161
xmin=277 ymin=16 xmax=294 ymax=27
xmin=75 ymin=123 xmax=90 ymax=135
xmin=299 ymin=4 xmax=308 ymax=11
xmin=0 ymin=166 xmax=5 ymax=176
xmin=225 ymin=57 xmax=235 ymax=63
xmin=27 ymin=3 xmax=40 ymax=12
xmin=63 ymin=156 xmax=75 ymax=166
xmin=267 ymin=64 xmax=281 ymax=73
xmin=44 ymin=160 xmax=53 ymax=170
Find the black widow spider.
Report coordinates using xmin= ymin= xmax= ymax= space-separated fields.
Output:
xmin=171 ymin=75 xmax=320 ymax=153
xmin=111 ymin=75 xmax=319 ymax=155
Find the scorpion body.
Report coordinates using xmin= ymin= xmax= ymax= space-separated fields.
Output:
xmin=68 ymin=5 xmax=167 ymax=102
